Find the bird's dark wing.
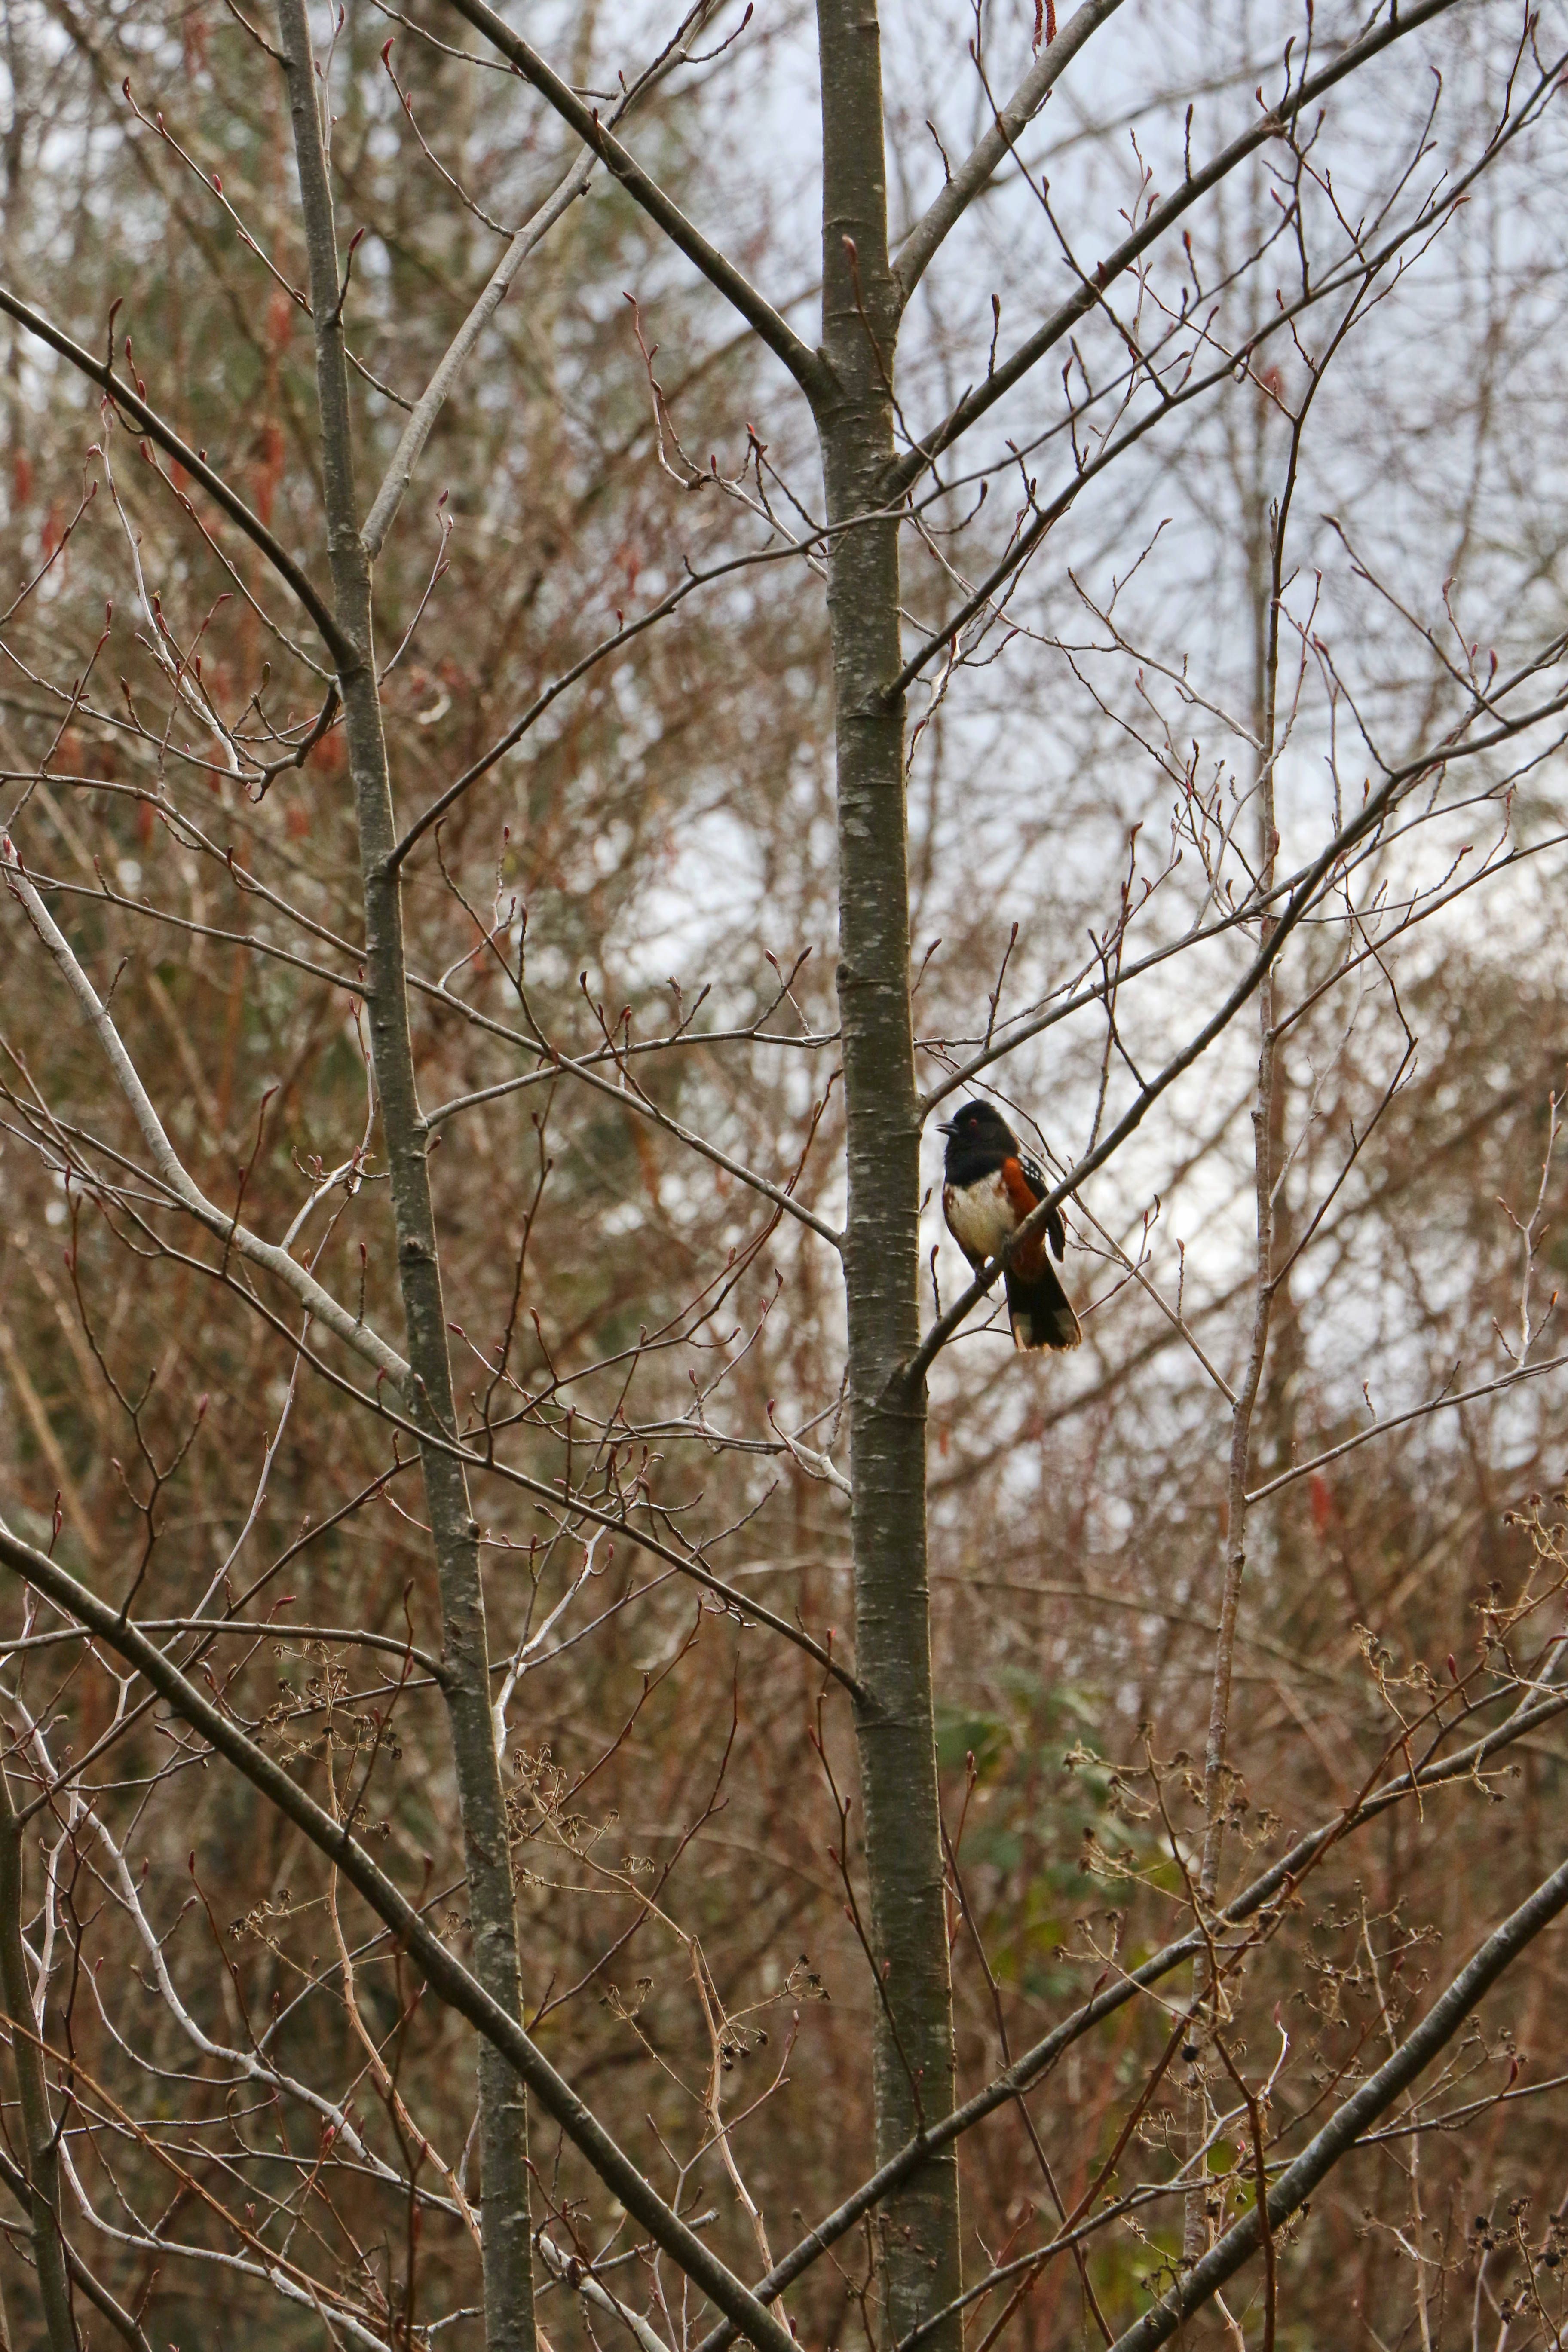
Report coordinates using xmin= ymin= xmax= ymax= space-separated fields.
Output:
xmin=1018 ymin=1152 xmax=1068 ymax=1260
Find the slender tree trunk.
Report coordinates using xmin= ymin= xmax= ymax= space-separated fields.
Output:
xmin=273 ymin=12 xmax=536 ymax=2348
xmin=815 ymin=4 xmax=962 ymax=2343
xmin=0 ymin=1765 xmax=73 ymax=2352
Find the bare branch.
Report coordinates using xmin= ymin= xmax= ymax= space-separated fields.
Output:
xmin=887 ymin=0 xmax=1470 ymax=497
xmin=1246 ymin=1350 xmax=1568 ymax=1507
xmin=0 ymin=282 xmax=350 ymax=664
xmin=439 ymin=0 xmax=833 ymax=404
xmin=2 ymin=836 xmax=410 ymax=1392
xmin=0 ymin=1509 xmax=802 ymax=2352
xmin=697 ymin=1679 xmax=1568 ymax=2345
xmin=894 ymin=0 xmax=1128 ymax=307
xmin=1106 ymin=1846 xmax=1568 ymax=2350
xmin=904 ymin=675 xmax=1568 ymax=1387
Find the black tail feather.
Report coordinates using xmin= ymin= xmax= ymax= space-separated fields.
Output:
xmin=1004 ymin=1262 xmax=1082 ymax=1352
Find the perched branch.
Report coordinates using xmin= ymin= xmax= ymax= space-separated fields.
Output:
xmin=902 ymin=676 xmax=1568 ymax=1387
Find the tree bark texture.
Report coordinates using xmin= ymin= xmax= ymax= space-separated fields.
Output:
xmin=273 ymin=11 xmax=536 ymax=2348
xmin=0 ymin=1765 xmax=74 ymax=2352
xmin=815 ymin=2 xmax=962 ymax=2342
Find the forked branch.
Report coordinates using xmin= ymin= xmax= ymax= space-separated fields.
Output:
xmin=0 ymin=1512 xmax=801 ymax=2352
xmin=440 ymin=0 xmax=833 ymax=404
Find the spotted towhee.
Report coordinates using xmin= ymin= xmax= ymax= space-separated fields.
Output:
xmin=938 ymin=1099 xmax=1082 ymax=1351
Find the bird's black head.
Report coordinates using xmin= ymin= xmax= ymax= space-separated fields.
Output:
xmin=937 ymin=1099 xmax=1017 ymax=1180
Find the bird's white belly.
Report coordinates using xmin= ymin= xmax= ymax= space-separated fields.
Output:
xmin=944 ymin=1172 xmax=1016 ymax=1263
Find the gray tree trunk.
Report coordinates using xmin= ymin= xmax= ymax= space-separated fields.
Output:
xmin=273 ymin=11 xmax=537 ymax=2348
xmin=815 ymin=3 xmax=962 ymax=2342
xmin=0 ymin=1765 xmax=73 ymax=2352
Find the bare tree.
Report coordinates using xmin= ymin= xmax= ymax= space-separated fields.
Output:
xmin=1 ymin=0 xmax=1568 ymax=2346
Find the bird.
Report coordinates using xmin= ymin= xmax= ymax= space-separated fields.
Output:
xmin=938 ymin=1099 xmax=1082 ymax=1351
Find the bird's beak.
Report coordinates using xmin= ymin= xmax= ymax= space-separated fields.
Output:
xmin=936 ymin=1119 xmax=956 ymax=1135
